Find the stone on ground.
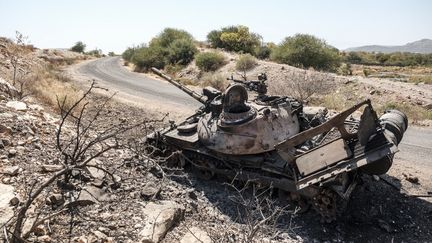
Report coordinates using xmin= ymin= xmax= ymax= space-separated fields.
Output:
xmin=6 ymin=100 xmax=27 ymax=111
xmin=180 ymin=226 xmax=212 ymax=243
xmin=0 ymin=184 xmax=15 ymax=226
xmin=139 ymin=200 xmax=184 ymax=243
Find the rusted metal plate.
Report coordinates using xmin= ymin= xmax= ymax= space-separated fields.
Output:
xmin=165 ymin=130 xmax=199 ymax=148
xmin=296 ymin=139 xmax=352 ymax=176
xmin=296 ymin=143 xmax=396 ymax=190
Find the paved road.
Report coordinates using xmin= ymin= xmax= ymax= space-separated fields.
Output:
xmin=76 ymin=56 xmax=201 ymax=108
xmin=396 ymin=126 xmax=432 ymax=167
xmin=74 ymin=57 xmax=430 ymax=167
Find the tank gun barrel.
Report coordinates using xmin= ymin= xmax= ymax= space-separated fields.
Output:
xmin=151 ymin=67 xmax=206 ymax=104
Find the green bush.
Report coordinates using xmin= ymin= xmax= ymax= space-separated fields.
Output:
xmin=86 ymin=48 xmax=102 ymax=57
xmin=338 ymin=63 xmax=352 ymax=76
xmin=207 ymin=25 xmax=261 ymax=54
xmin=125 ymin=28 xmax=197 ymax=71
xmin=271 ymin=34 xmax=341 ymax=72
xmin=254 ymin=45 xmax=272 ymax=59
xmin=132 ymin=46 xmax=165 ymax=71
xmin=167 ymin=39 xmax=198 ymax=65
xmin=108 ymin=52 xmax=116 ymax=57
xmin=236 ymin=54 xmax=257 ymax=73
xmin=122 ymin=46 xmax=136 ymax=61
xmin=70 ymin=41 xmax=86 ymax=53
xmin=195 ymin=51 xmax=226 ymax=72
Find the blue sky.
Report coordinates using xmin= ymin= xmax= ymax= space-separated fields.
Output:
xmin=1 ymin=0 xmax=431 ymax=53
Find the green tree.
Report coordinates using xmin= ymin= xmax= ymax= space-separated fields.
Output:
xmin=132 ymin=46 xmax=166 ymax=71
xmin=167 ymin=38 xmax=198 ymax=65
xmin=271 ymin=34 xmax=341 ymax=71
xmin=150 ymin=28 xmax=194 ymax=48
xmin=70 ymin=41 xmax=86 ymax=53
xmin=207 ymin=25 xmax=261 ymax=54
xmin=127 ymin=28 xmax=197 ymax=71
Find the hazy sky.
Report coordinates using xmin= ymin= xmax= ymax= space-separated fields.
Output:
xmin=1 ymin=0 xmax=431 ymax=54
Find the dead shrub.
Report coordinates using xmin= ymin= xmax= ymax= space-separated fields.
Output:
xmin=268 ymin=70 xmax=334 ymax=101
xmin=200 ymin=72 xmax=228 ymax=91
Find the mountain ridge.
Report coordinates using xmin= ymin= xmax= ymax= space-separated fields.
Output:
xmin=346 ymin=39 xmax=432 ymax=54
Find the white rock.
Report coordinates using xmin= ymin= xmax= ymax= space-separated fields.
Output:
xmin=6 ymin=101 xmax=27 ymax=111
xmin=139 ymin=201 xmax=184 ymax=243
xmin=0 ymin=184 xmax=15 ymax=226
xmin=180 ymin=227 xmax=212 ymax=243
xmin=1 ymin=166 xmax=19 ymax=176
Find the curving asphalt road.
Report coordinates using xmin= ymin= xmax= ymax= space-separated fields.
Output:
xmin=74 ymin=56 xmax=431 ymax=167
xmin=76 ymin=56 xmax=201 ymax=108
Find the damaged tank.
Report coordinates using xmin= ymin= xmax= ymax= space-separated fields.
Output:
xmin=148 ymin=67 xmax=408 ymax=221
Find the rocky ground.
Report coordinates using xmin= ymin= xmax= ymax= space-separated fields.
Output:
xmin=1 ymin=86 xmax=431 ymax=242
xmin=1 ymin=40 xmax=432 ymax=242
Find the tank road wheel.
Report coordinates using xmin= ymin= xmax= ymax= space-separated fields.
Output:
xmin=192 ymin=158 xmax=216 ymax=180
xmin=278 ymin=190 xmax=310 ymax=213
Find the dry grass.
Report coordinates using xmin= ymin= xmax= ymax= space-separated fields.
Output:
xmin=314 ymin=93 xmax=352 ymax=111
xmin=376 ymin=102 xmax=432 ymax=123
xmin=200 ymin=72 xmax=229 ymax=91
xmin=27 ymin=64 xmax=82 ymax=110
xmin=408 ymin=75 xmax=432 ymax=84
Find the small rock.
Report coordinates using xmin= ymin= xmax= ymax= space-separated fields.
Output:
xmin=369 ymin=89 xmax=376 ymax=95
xmin=8 ymin=149 xmax=17 ymax=157
xmin=80 ymin=186 xmax=110 ymax=203
xmin=9 ymin=196 xmax=20 ymax=206
xmin=0 ymin=124 xmax=12 ymax=135
xmin=2 ymin=139 xmax=11 ymax=146
xmin=33 ymin=225 xmax=46 ymax=236
xmin=92 ymin=230 xmax=108 ymax=240
xmin=140 ymin=182 xmax=161 ymax=200
xmin=1 ymin=166 xmax=19 ymax=176
xmin=16 ymin=146 xmax=25 ymax=153
xmin=91 ymin=178 xmax=106 ymax=188
xmin=139 ymin=201 xmax=185 ymax=243
xmin=188 ymin=190 xmax=197 ymax=200
xmin=41 ymin=164 xmax=64 ymax=172
xmin=36 ymin=235 xmax=52 ymax=242
xmin=17 ymin=140 xmax=26 ymax=146
xmin=134 ymin=223 xmax=143 ymax=229
xmin=6 ymin=101 xmax=27 ymax=111
xmin=0 ymin=184 xmax=15 ymax=226
xmin=372 ymin=175 xmax=380 ymax=181
xmin=29 ymin=104 xmax=44 ymax=111
xmin=180 ymin=227 xmax=212 ymax=243
xmin=97 ymin=227 xmax=110 ymax=236
xmin=423 ymin=103 xmax=432 ymax=110
xmin=2 ymin=177 xmax=11 ymax=184
xmin=47 ymin=194 xmax=64 ymax=207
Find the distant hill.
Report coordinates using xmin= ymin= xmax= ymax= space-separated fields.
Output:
xmin=346 ymin=39 xmax=432 ymax=54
